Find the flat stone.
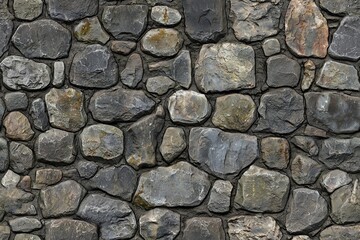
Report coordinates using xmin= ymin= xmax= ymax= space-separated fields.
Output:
xmin=183 ymin=217 xmax=225 ymax=240
xmin=13 ymin=0 xmax=42 ymax=20
xmin=102 ymin=5 xmax=148 ymax=40
xmin=45 ymin=219 xmax=97 ymax=240
xmin=228 ymin=215 xmax=282 ymax=240
xmin=77 ymin=194 xmax=137 ymax=239
xmin=89 ymin=87 xmax=155 ymax=123
xmin=40 ymin=180 xmax=86 ymax=218
xmin=160 ymin=127 xmax=186 ymax=162
xmin=74 ymin=17 xmax=110 ymax=44
xmin=262 ymin=38 xmax=281 ymax=56
xmin=34 ymin=169 xmax=62 ymax=189
xmin=208 ymin=180 xmax=233 ymax=213
xmin=76 ymin=160 xmax=98 ymax=179
xmin=291 ymin=154 xmax=322 ymax=185
xmin=0 ymin=20 xmax=12 ymax=57
xmin=320 ymin=225 xmax=360 ymax=240
xmin=3 ymin=112 xmax=34 ymax=141
xmin=4 ymin=92 xmax=28 ymax=111
xmin=189 ymin=127 xmax=258 ymax=179
xmin=9 ymin=217 xmax=41 ymax=232
xmin=12 ymin=19 xmax=71 ymax=59
xmin=0 ymin=138 xmax=9 ymax=172
xmin=286 ymin=188 xmax=328 ymax=233
xmin=46 ymin=0 xmax=98 ymax=21
xmin=261 ymin=137 xmax=289 ymax=170
xmin=195 ymin=43 xmax=255 ymax=93
xmin=321 ymin=170 xmax=352 ymax=193
xmin=304 ymin=125 xmax=327 ymax=138
xmin=9 ymin=142 xmax=34 ymax=174
xmin=70 ymin=44 xmax=118 ymax=88
xmin=292 ymin=236 xmax=311 ymax=240
xmin=53 ymin=61 xmax=64 ymax=87
xmin=320 ymin=0 xmax=360 ymax=15
xmin=212 ymin=94 xmax=256 ymax=132
xmin=285 ymin=0 xmax=328 ymax=58
xmin=230 ymin=0 xmax=281 ymax=42
xmin=291 ymin=136 xmax=319 ymax=156
xmin=35 ymin=129 xmax=75 ymax=164
xmin=14 ymin=234 xmax=41 ymax=240
xmin=146 ymin=76 xmax=175 ymax=95
xmin=0 ymin=56 xmax=51 ymax=90
xmin=141 ymin=28 xmax=183 ymax=57
xmin=151 ymin=6 xmax=181 ymax=26
xmin=266 ymin=54 xmax=301 ymax=87
xmin=134 ymin=161 xmax=211 ymax=208
xmin=0 ymin=186 xmax=35 ymax=215
xmin=301 ymin=60 xmax=316 ymax=91
xmin=139 ymin=208 xmax=180 ymax=240
xmin=1 ymin=170 xmax=20 ymax=188
xmin=125 ymin=107 xmax=164 ymax=169
xmin=121 ymin=53 xmax=143 ymax=88
xmin=110 ymin=40 xmax=136 ymax=55
xmin=305 ymin=92 xmax=360 ymax=133
xmin=168 ymin=90 xmax=211 ymax=124
xmin=316 ymin=61 xmax=360 ymax=90
xmin=0 ymin=225 xmax=10 ymax=240
xmin=30 ymin=98 xmax=49 ymax=132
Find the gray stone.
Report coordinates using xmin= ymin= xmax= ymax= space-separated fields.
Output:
xmin=256 ymin=88 xmax=304 ymax=133
xmin=183 ymin=217 xmax=225 ymax=240
xmin=53 ymin=61 xmax=64 ymax=87
xmin=262 ymin=38 xmax=281 ymax=56
xmin=45 ymin=219 xmax=97 ymax=240
xmin=46 ymin=0 xmax=98 ymax=21
xmin=0 ymin=56 xmax=51 ymax=90
xmin=0 ymin=138 xmax=9 ymax=172
xmin=168 ymin=90 xmax=211 ymax=124
xmin=0 ymin=224 xmax=10 ymax=240
xmin=13 ymin=0 xmax=42 ymax=20
xmin=9 ymin=142 xmax=34 ymax=174
xmin=286 ymin=188 xmax=328 ymax=233
xmin=34 ymin=169 xmax=62 ymax=188
xmin=261 ymin=137 xmax=289 ymax=170
xmin=12 ymin=19 xmax=71 ymax=59
xmin=89 ymin=87 xmax=155 ymax=123
xmin=151 ymin=6 xmax=181 ymax=26
xmin=291 ymin=154 xmax=322 ymax=185
xmin=3 ymin=112 xmax=34 ymax=141
xmin=266 ymin=54 xmax=301 ymax=87
xmin=230 ymin=0 xmax=281 ymax=42
xmin=76 ymin=160 xmax=98 ymax=179
xmin=304 ymin=125 xmax=327 ymax=138
xmin=0 ymin=186 xmax=35 ymax=215
xmin=208 ymin=180 xmax=233 ymax=213
xmin=1 ymin=170 xmax=20 ymax=188
xmin=9 ymin=217 xmax=41 ymax=232
xmin=14 ymin=234 xmax=41 ymax=240
xmin=301 ymin=60 xmax=316 ymax=91
xmin=291 ymin=136 xmax=319 ymax=156
xmin=146 ymin=76 xmax=175 ymax=95
xmin=121 ymin=53 xmax=143 ymax=88
xmin=139 ymin=208 xmax=180 ymax=240
xmin=189 ymin=127 xmax=258 ymax=179
xmin=235 ymin=165 xmax=290 ymax=213
xmin=30 ymin=98 xmax=49 ymax=131
xmin=0 ymin=20 xmax=13 ymax=57
xmin=320 ymin=225 xmax=360 ymax=240
xmin=77 ymin=194 xmax=137 ymax=239
xmin=102 ymin=5 xmax=148 ymax=40
xmin=110 ymin=40 xmax=136 ymax=55
xmin=74 ymin=17 xmax=109 ymax=44
xmin=134 ymin=161 xmax=211 ymax=208
xmin=321 ymin=170 xmax=352 ymax=193
xmin=320 ymin=0 xmax=360 ymax=15
xmin=160 ymin=127 xmax=186 ymax=162
xmin=4 ymin=92 xmax=28 ymax=111
xmin=195 ymin=43 xmax=255 ymax=93
xmin=0 ymin=0 xmax=13 ymax=20
xmin=292 ymin=236 xmax=311 ymax=240
xmin=70 ymin=44 xmax=118 ymax=88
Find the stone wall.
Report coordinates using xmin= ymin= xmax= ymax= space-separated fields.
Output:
xmin=0 ymin=0 xmax=359 ymax=239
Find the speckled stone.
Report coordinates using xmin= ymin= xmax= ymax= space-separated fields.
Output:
xmin=3 ymin=112 xmax=34 ymax=141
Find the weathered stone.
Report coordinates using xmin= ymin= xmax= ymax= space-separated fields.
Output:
xmin=134 ymin=161 xmax=210 ymax=208
xmin=14 ymin=234 xmax=41 ymax=240
xmin=320 ymin=225 xmax=360 ymax=240
xmin=70 ymin=44 xmax=118 ymax=88
xmin=139 ymin=208 xmax=180 ymax=240
xmin=30 ymin=98 xmax=49 ymax=132
xmin=261 ymin=137 xmax=289 ymax=170
xmin=74 ymin=17 xmax=109 ymax=44
xmin=76 ymin=160 xmax=98 ymax=179
xmin=45 ymin=219 xmax=97 ymax=240
xmin=12 ymin=19 xmax=71 ymax=59
xmin=168 ymin=90 xmax=211 ymax=124
xmin=17 ymin=175 xmax=31 ymax=192
xmin=305 ymin=92 xmax=360 ymax=133
xmin=262 ymin=38 xmax=281 ymax=56
xmin=4 ymin=112 xmax=34 ymax=141
xmin=195 ymin=43 xmax=255 ymax=93
xmin=301 ymin=60 xmax=316 ymax=91
xmin=1 ymin=170 xmax=20 ymax=188
xmin=9 ymin=217 xmax=41 ymax=232
xmin=13 ymin=0 xmax=42 ymax=20
xmin=0 ymin=185 xmax=35 ymax=215
xmin=4 ymin=92 xmax=28 ymax=111
xmin=121 ymin=53 xmax=143 ymax=88
xmin=183 ymin=217 xmax=225 ymax=240
xmin=291 ymin=154 xmax=322 ymax=185
xmin=321 ymin=170 xmax=352 ymax=193
xmin=0 ymin=224 xmax=10 ymax=240
xmin=0 ymin=56 xmax=51 ymax=90
xmin=102 ymin=5 xmax=148 ymax=40
xmin=286 ymin=188 xmax=328 ymax=233
xmin=212 ymin=94 xmax=256 ymax=132
xmin=208 ymin=180 xmax=233 ymax=213
xmin=9 ymin=142 xmax=34 ymax=174
xmin=110 ymin=40 xmax=136 ymax=55
xmin=160 ymin=127 xmax=186 ymax=162
xmin=151 ymin=6 xmax=181 ymax=26
xmin=146 ymin=76 xmax=175 ymax=95
xmin=320 ymin=0 xmax=360 ymax=15
xmin=0 ymin=20 xmax=12 ymax=57
xmin=34 ymin=169 xmax=62 ymax=188
xmin=52 ymin=61 xmax=64 ymax=87
xmin=291 ymin=136 xmax=319 ymax=156
xmin=304 ymin=125 xmax=327 ymax=138
xmin=285 ymin=0 xmax=328 ymax=58
xmin=266 ymin=54 xmax=301 ymax=87
xmin=0 ymin=138 xmax=9 ymax=172
xmin=189 ymin=127 xmax=258 ymax=179
xmin=89 ymin=87 xmax=155 ymax=123
xmin=40 ymin=180 xmax=86 ymax=218
xmin=292 ymin=236 xmax=311 ymax=240
xmin=46 ymin=0 xmax=98 ymax=21
xmin=230 ymin=0 xmax=281 ymax=42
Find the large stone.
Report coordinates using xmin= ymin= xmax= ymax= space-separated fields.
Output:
xmin=9 ymin=142 xmax=34 ymax=174
xmin=183 ymin=217 xmax=225 ymax=240
xmin=74 ymin=17 xmax=110 ymax=44
xmin=9 ymin=217 xmax=42 ymax=233
xmin=321 ymin=170 xmax=352 ymax=193
xmin=261 ymin=137 xmax=289 ymax=170
xmin=134 ymin=161 xmax=211 ymax=208
xmin=320 ymin=225 xmax=360 ymax=240
xmin=0 ymin=20 xmax=12 ymax=57
xmin=230 ymin=0 xmax=281 ymax=42
xmin=160 ymin=127 xmax=186 ymax=162
xmin=285 ymin=0 xmax=328 ymax=58
xmin=189 ymin=127 xmax=258 ymax=179
xmin=320 ymin=0 xmax=360 ymax=15
xmin=121 ymin=53 xmax=143 ymax=88
xmin=29 ymin=98 xmax=49 ymax=132
xmin=13 ymin=0 xmax=42 ymax=21
xmin=266 ymin=54 xmax=301 ymax=87
xmin=3 ymin=112 xmax=34 ymax=141
xmin=195 ymin=43 xmax=255 ymax=93
xmin=0 ymin=138 xmax=9 ymax=172
xmin=70 ymin=44 xmax=118 ymax=88
xmin=46 ymin=0 xmax=98 ymax=21
xmin=0 ymin=56 xmax=51 ymax=90
xmin=45 ymin=219 xmax=97 ymax=240
xmin=151 ymin=6 xmax=181 ymax=26
xmin=291 ymin=154 xmax=322 ymax=185
xmin=305 ymin=92 xmax=360 ymax=133
xmin=208 ymin=180 xmax=233 ymax=213
xmin=12 ymin=19 xmax=71 ymax=59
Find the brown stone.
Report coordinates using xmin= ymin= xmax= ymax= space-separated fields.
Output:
xmin=110 ymin=40 xmax=136 ymax=55
xmin=3 ymin=112 xmax=34 ymax=141
xmin=261 ymin=137 xmax=289 ymax=170
xmin=35 ymin=169 xmax=62 ymax=188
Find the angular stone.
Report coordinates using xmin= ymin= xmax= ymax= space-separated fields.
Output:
xmin=12 ymin=19 xmax=71 ymax=59
xmin=70 ymin=44 xmax=118 ymax=88
xmin=183 ymin=217 xmax=225 ymax=240
xmin=139 ymin=208 xmax=180 ymax=240
xmin=0 ymin=56 xmax=51 ymax=90
xmin=266 ymin=54 xmax=301 ymax=87
xmin=9 ymin=142 xmax=34 ymax=174
xmin=291 ymin=154 xmax=322 ymax=185
xmin=9 ymin=217 xmax=41 ymax=232
xmin=121 ymin=53 xmax=143 ymax=88
xmin=286 ymin=188 xmax=328 ymax=233
xmin=235 ymin=166 xmax=290 ymax=213
xmin=189 ymin=127 xmax=258 ymax=179
xmin=195 ymin=43 xmax=255 ymax=93
xmin=301 ymin=60 xmax=316 ymax=91
xmin=304 ymin=125 xmax=327 ymax=138
xmin=168 ymin=90 xmax=211 ymax=124
xmin=316 ymin=61 xmax=360 ymax=91
xmin=125 ymin=107 xmax=164 ymax=169
xmin=52 ymin=61 xmax=64 ymax=87
xmin=30 ymin=98 xmax=49 ymax=132
xmin=321 ymin=170 xmax=352 ymax=193
xmin=146 ymin=76 xmax=175 ymax=95
xmin=262 ymin=38 xmax=281 ymax=56
xmin=285 ymin=0 xmax=328 ymax=58
xmin=291 ymin=136 xmax=319 ymax=156
xmin=134 ymin=161 xmax=211 ymax=208
xmin=320 ymin=0 xmax=360 ymax=15
xmin=160 ymin=127 xmax=186 ymax=162
xmin=34 ymin=169 xmax=62 ymax=188
xmin=228 ymin=215 xmax=282 ymax=240
xmin=0 ymin=20 xmax=13 ymax=57
xmin=89 ymin=87 xmax=155 ymax=123
xmin=4 ymin=92 xmax=28 ymax=111
xmin=230 ymin=0 xmax=281 ymax=42
xmin=110 ymin=40 xmax=136 ymax=55
xmin=17 ymin=175 xmax=31 ymax=192
xmin=151 ymin=6 xmax=181 ymax=26
xmin=212 ymin=94 xmax=256 ymax=132
xmin=35 ymin=129 xmax=75 ymax=164
xmin=102 ymin=5 xmax=148 ymax=40
xmin=0 ymin=224 xmax=10 ymax=240
xmin=74 ymin=17 xmax=109 ymax=44
xmin=46 ymin=0 xmax=98 ymax=22
xmin=320 ymin=225 xmax=360 ymax=240
xmin=77 ymin=194 xmax=136 ymax=239
xmin=40 ymin=180 xmax=86 ymax=218
xmin=14 ymin=234 xmax=41 ymax=240
xmin=141 ymin=28 xmax=183 ymax=57
xmin=0 ymin=186 xmax=35 ymax=215
xmin=3 ymin=112 xmax=34 ymax=141
xmin=13 ymin=0 xmax=42 ymax=20
xmin=45 ymin=219 xmax=97 ymax=240
xmin=261 ymin=137 xmax=289 ymax=170
xmin=0 ymin=138 xmax=9 ymax=172
xmin=76 ymin=160 xmax=98 ymax=179
xmin=208 ymin=180 xmax=233 ymax=213
xmin=1 ymin=170 xmax=20 ymax=188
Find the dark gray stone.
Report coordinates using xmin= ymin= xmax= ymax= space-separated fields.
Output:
xmin=160 ymin=127 xmax=186 ymax=163
xmin=4 ymin=92 xmax=28 ymax=111
xmin=9 ymin=142 xmax=34 ymax=174
xmin=121 ymin=53 xmax=143 ymax=88
xmin=29 ymin=98 xmax=49 ymax=132
xmin=0 ymin=138 xmax=9 ymax=173
xmin=320 ymin=225 xmax=360 ymax=240
xmin=321 ymin=170 xmax=352 ymax=193
xmin=291 ymin=154 xmax=322 ymax=185
xmin=266 ymin=54 xmax=301 ymax=87
xmin=320 ymin=0 xmax=360 ymax=15
xmin=45 ymin=219 xmax=97 ymax=240
xmin=0 ymin=20 xmax=12 ymax=57
xmin=9 ymin=217 xmax=42 ymax=233
xmin=183 ymin=217 xmax=225 ymax=240
xmin=76 ymin=160 xmax=98 ymax=179
xmin=208 ymin=180 xmax=233 ymax=213
xmin=291 ymin=136 xmax=319 ymax=156
xmin=146 ymin=76 xmax=175 ymax=95
xmin=46 ymin=0 xmax=98 ymax=21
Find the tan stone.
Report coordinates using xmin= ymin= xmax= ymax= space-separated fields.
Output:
xmin=3 ymin=112 xmax=34 ymax=141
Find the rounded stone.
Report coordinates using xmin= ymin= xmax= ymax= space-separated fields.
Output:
xmin=9 ymin=142 xmax=34 ymax=174
xmin=3 ymin=112 xmax=34 ymax=141
xmin=266 ymin=54 xmax=301 ymax=87
xmin=160 ymin=127 xmax=186 ymax=162
xmin=262 ymin=38 xmax=281 ymax=56
xmin=4 ymin=92 xmax=28 ymax=111
xmin=291 ymin=154 xmax=322 ymax=185
xmin=321 ymin=170 xmax=352 ymax=193
xmin=46 ymin=0 xmax=98 ymax=22
xmin=13 ymin=0 xmax=43 ymax=21
xmin=151 ymin=6 xmax=182 ymax=26
xmin=74 ymin=17 xmax=110 ymax=44
xmin=146 ymin=76 xmax=175 ymax=95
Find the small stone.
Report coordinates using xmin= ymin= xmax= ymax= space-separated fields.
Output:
xmin=1 ymin=170 xmax=20 ymax=188
xmin=304 ymin=125 xmax=327 ymax=138
xmin=292 ymin=236 xmax=311 ymax=240
xmin=110 ymin=40 xmax=136 ymax=55
xmin=29 ymin=98 xmax=49 ymax=132
xmin=17 ymin=175 xmax=31 ymax=192
xmin=74 ymin=17 xmax=109 ymax=44
xmin=261 ymin=137 xmax=289 ymax=170
xmin=0 ymin=20 xmax=13 ymax=57
xmin=4 ymin=92 xmax=28 ymax=111
xmin=160 ymin=127 xmax=186 ymax=162
xmin=12 ymin=19 xmax=71 ymax=59
xmin=45 ymin=88 xmax=87 ymax=132
xmin=139 ymin=208 xmax=180 ymax=240
xmin=212 ymin=94 xmax=256 ymax=132
xmin=151 ymin=6 xmax=181 ymax=26
xmin=183 ymin=217 xmax=225 ymax=240
xmin=195 ymin=43 xmax=255 ymax=93
xmin=146 ymin=76 xmax=175 ymax=95
xmin=76 ymin=160 xmax=98 ymax=179
xmin=266 ymin=54 xmax=301 ymax=87
xmin=34 ymin=169 xmax=62 ymax=188
xmin=9 ymin=142 xmax=34 ymax=174
xmin=13 ymin=0 xmax=42 ymax=20
xmin=5 ymin=202 xmax=37 ymax=216
xmin=52 ymin=61 xmax=64 ymax=87
xmin=45 ymin=219 xmax=97 ymax=240
xmin=320 ymin=224 xmax=360 ymax=240
xmin=14 ymin=234 xmax=41 ymax=240
xmin=121 ymin=53 xmax=143 ymax=88
xmin=0 ymin=138 xmax=9 ymax=172
xmin=70 ymin=44 xmax=118 ymax=88
xmin=262 ymin=38 xmax=281 ymax=56
xmin=208 ymin=180 xmax=233 ymax=213
xmin=291 ymin=136 xmax=319 ymax=156
xmin=9 ymin=217 xmax=41 ymax=233
xmin=0 ymin=224 xmax=10 ymax=240
xmin=291 ymin=154 xmax=322 ymax=185
xmin=46 ymin=0 xmax=98 ymax=22
xmin=321 ymin=170 xmax=352 ymax=193
xmin=3 ymin=112 xmax=34 ymax=141
xmin=301 ymin=60 xmax=316 ymax=91
xmin=168 ymin=90 xmax=211 ymax=124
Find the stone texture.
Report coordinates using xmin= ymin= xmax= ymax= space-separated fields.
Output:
xmin=301 ymin=60 xmax=316 ymax=91
xmin=13 ymin=0 xmax=42 ymax=20
xmin=189 ymin=127 xmax=258 ymax=179
xmin=53 ymin=61 xmax=64 ymax=87
xmin=304 ymin=125 xmax=327 ymax=138
xmin=74 ymin=17 xmax=110 ymax=44
xmin=0 ymin=138 xmax=9 ymax=172
xmin=266 ymin=54 xmax=301 ymax=87
xmin=34 ymin=169 xmax=62 ymax=188
xmin=0 ymin=225 xmax=10 ymax=240
xmin=320 ymin=225 xmax=360 ymax=240
xmin=76 ymin=160 xmax=98 ymax=179
xmin=110 ymin=40 xmax=136 ymax=55
xmin=146 ymin=76 xmax=175 ymax=95
xmin=1 ymin=170 xmax=20 ymax=188
xmin=183 ymin=217 xmax=225 ymax=240
xmin=262 ymin=38 xmax=281 ymax=56
xmin=45 ymin=219 xmax=97 ymax=240
xmin=121 ymin=53 xmax=143 ymax=88
xmin=320 ymin=0 xmax=360 ymax=15
xmin=208 ymin=180 xmax=233 ymax=213
xmin=9 ymin=142 xmax=34 ymax=174
xmin=195 ymin=43 xmax=255 ymax=93
xmin=14 ymin=234 xmax=41 ymax=240
xmin=9 ymin=217 xmax=42 ymax=232
xmin=3 ymin=112 xmax=34 ymax=141
xmin=0 ymin=20 xmax=12 ymax=57
xmin=151 ymin=6 xmax=181 ymax=26
xmin=291 ymin=136 xmax=319 ymax=156
xmin=291 ymin=154 xmax=322 ymax=185
xmin=30 ymin=98 xmax=49 ymax=132
xmin=261 ymin=137 xmax=289 ymax=170
xmin=321 ymin=170 xmax=352 ymax=193
xmin=46 ymin=0 xmax=98 ymax=22
xmin=4 ymin=92 xmax=28 ymax=111
xmin=160 ymin=127 xmax=186 ymax=162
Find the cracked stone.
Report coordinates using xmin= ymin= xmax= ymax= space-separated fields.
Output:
xmin=30 ymin=98 xmax=49 ymax=132
xmin=151 ymin=6 xmax=181 ymax=26
xmin=291 ymin=136 xmax=319 ymax=156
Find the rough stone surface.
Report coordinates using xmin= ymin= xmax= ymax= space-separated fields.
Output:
xmin=4 ymin=92 xmax=28 ymax=111
xmin=29 ymin=98 xmax=49 ymax=131
xmin=8 ymin=217 xmax=41 ymax=233
xmin=183 ymin=217 xmax=225 ymax=240
xmin=146 ymin=76 xmax=175 ymax=95
xmin=151 ymin=6 xmax=181 ymax=26
xmin=160 ymin=127 xmax=186 ymax=162
xmin=9 ymin=142 xmax=34 ymax=174
xmin=0 ymin=138 xmax=9 ymax=172
xmin=14 ymin=234 xmax=41 ymax=240
xmin=321 ymin=170 xmax=352 ymax=193
xmin=291 ymin=154 xmax=322 ymax=185
xmin=320 ymin=0 xmax=360 ymax=15
xmin=266 ymin=54 xmax=301 ymax=87
xmin=76 ymin=160 xmax=98 ymax=179
xmin=1 ymin=170 xmax=20 ymax=188
xmin=110 ymin=40 xmax=136 ymax=55
xmin=0 ymin=225 xmax=10 ymax=240
xmin=46 ymin=0 xmax=98 ymax=22
xmin=34 ymin=169 xmax=62 ymax=188
xmin=262 ymin=38 xmax=281 ymax=56
xmin=320 ymin=225 xmax=360 ymax=240
xmin=261 ymin=137 xmax=290 ymax=170
xmin=74 ymin=17 xmax=109 ymax=44
xmin=53 ymin=61 xmax=64 ymax=87
xmin=291 ymin=136 xmax=319 ymax=156
xmin=208 ymin=180 xmax=233 ymax=213
xmin=13 ymin=0 xmax=42 ymax=21
xmin=45 ymin=219 xmax=97 ymax=240
xmin=3 ymin=112 xmax=34 ymax=141
xmin=121 ymin=53 xmax=143 ymax=88
xmin=0 ymin=20 xmax=12 ymax=57
xmin=301 ymin=60 xmax=316 ymax=91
